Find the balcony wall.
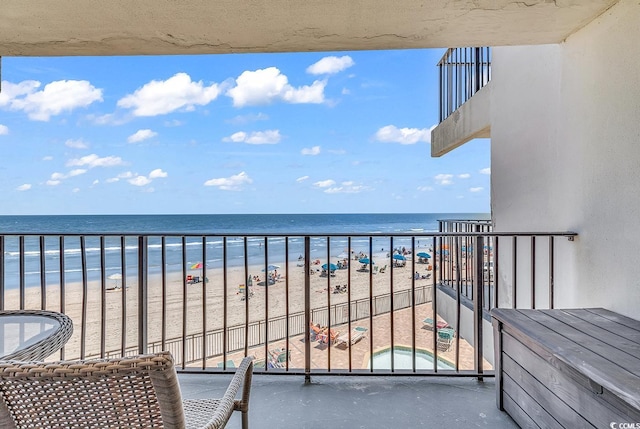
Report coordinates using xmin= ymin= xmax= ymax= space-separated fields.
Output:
xmin=431 ymin=81 xmax=492 ymax=157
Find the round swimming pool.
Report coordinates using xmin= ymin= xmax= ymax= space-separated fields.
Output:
xmin=368 ymin=346 xmax=455 ymax=370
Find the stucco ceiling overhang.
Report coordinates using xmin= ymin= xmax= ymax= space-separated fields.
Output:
xmin=0 ymin=0 xmax=618 ymax=56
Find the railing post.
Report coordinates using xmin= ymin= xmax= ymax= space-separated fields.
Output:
xmin=304 ymin=236 xmax=311 ymax=384
xmin=138 ymin=236 xmax=148 ymax=355
xmin=473 ymin=233 xmax=484 ymax=381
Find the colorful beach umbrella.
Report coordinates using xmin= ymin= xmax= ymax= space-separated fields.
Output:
xmin=322 ymin=263 xmax=338 ymax=271
xmin=190 ymin=262 xmax=203 ymax=269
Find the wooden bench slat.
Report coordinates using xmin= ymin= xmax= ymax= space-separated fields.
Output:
xmin=535 ymin=309 xmax=640 ymax=368
xmin=564 ymin=309 xmax=640 ymax=343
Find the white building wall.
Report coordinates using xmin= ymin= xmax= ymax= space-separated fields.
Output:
xmin=491 ymin=0 xmax=640 ymax=318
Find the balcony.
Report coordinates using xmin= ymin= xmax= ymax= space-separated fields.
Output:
xmin=0 ymin=221 xmax=576 ymax=426
xmin=432 ymin=47 xmax=492 ymax=157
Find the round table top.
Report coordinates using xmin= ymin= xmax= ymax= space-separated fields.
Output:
xmin=0 ymin=310 xmax=73 ymax=361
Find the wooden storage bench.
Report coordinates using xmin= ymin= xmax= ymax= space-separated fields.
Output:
xmin=491 ymin=308 xmax=640 ymax=428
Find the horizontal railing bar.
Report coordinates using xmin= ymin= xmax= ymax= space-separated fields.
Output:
xmin=0 ymin=231 xmax=577 ymax=238
xmin=178 ymin=368 xmax=496 ymax=377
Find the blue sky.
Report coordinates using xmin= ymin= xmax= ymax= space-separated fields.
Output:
xmin=0 ymin=49 xmax=490 ymax=215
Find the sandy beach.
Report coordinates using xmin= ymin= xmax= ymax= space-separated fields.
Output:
xmin=1 ymin=254 xmax=487 ymax=370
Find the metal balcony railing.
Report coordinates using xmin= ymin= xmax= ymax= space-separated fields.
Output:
xmin=0 ymin=227 xmax=575 ymax=381
xmin=438 ymin=47 xmax=491 ymax=122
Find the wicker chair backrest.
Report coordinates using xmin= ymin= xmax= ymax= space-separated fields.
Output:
xmin=0 ymin=352 xmax=185 ymax=429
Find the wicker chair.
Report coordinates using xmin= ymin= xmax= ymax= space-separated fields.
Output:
xmin=0 ymin=352 xmax=253 ymax=429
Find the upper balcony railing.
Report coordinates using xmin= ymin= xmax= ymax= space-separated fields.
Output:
xmin=0 ymin=227 xmax=575 ymax=381
xmin=438 ymin=47 xmax=491 ymax=122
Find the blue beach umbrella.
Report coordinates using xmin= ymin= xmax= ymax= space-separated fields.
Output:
xmin=358 ymin=257 xmax=374 ymax=265
xmin=393 ymin=254 xmax=406 ymax=261
xmin=261 ymin=264 xmax=280 ymax=272
xmin=322 ymin=263 xmax=338 ymax=271
xmin=417 ymin=252 xmax=431 ymax=259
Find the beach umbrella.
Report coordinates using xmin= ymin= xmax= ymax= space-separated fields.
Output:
xmin=322 ymin=263 xmax=338 ymax=271
xmin=358 ymin=257 xmax=374 ymax=265
xmin=417 ymin=252 xmax=431 ymax=259
xmin=393 ymin=254 xmax=406 ymax=261
xmin=190 ymin=262 xmax=203 ymax=270
xmin=107 ymin=273 xmax=122 ymax=289
xmin=261 ymin=264 xmax=280 ymax=272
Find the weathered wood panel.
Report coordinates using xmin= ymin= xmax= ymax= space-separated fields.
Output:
xmin=503 ymin=353 xmax=596 ymax=428
xmin=503 ymin=374 xmax=564 ymax=429
xmin=502 ymin=332 xmax=637 ymax=424
xmin=492 ymin=308 xmax=640 ymax=427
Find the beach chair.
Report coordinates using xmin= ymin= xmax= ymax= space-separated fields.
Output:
xmin=423 ymin=317 xmax=449 ymax=331
xmin=335 ymin=326 xmax=368 ymax=348
xmin=437 ymin=328 xmax=455 ymax=352
xmin=379 ymin=265 xmax=387 ymax=273
xmin=309 ymin=322 xmax=323 ymax=341
xmin=216 ymin=359 xmax=236 ymax=369
xmin=0 ymin=352 xmax=254 ymax=429
xmin=317 ymin=328 xmax=340 ymax=345
xmin=268 ymin=348 xmax=290 ymax=368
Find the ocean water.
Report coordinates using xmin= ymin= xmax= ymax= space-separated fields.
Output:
xmin=0 ymin=213 xmax=487 ymax=288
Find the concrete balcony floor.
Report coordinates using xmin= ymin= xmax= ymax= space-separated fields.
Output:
xmin=178 ymin=373 xmax=517 ymax=428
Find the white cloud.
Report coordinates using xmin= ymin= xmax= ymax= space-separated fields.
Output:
xmin=86 ymin=112 xmax=129 ymax=126
xmin=65 ymin=139 xmax=88 ymax=149
xmin=301 ymin=146 xmax=321 ymax=156
xmin=434 ymin=174 xmax=454 ymax=185
xmin=149 ymin=168 xmax=168 ymax=179
xmin=66 ymin=154 xmax=124 ymax=168
xmin=480 ymin=167 xmax=491 ymax=175
xmin=47 ymin=169 xmax=87 ymax=185
xmin=314 ymin=179 xmax=336 ymax=188
xmin=341 ymin=88 xmax=350 ymax=95
xmin=117 ymin=73 xmax=220 ymax=116
xmin=121 ymin=169 xmax=166 ymax=187
xmin=164 ymin=119 xmax=184 ymax=127
xmin=374 ymin=125 xmax=434 ymax=145
xmin=328 ymin=149 xmax=346 ymax=155
xmin=129 ymin=176 xmax=152 ymax=186
xmin=0 ymin=124 xmax=8 ymax=135
xmin=16 ymin=184 xmax=31 ymax=191
xmin=226 ymin=67 xmax=325 ymax=107
xmin=470 ymin=187 xmax=484 ymax=192
xmin=1 ymin=80 xmax=103 ymax=121
xmin=223 ymin=130 xmax=281 ymax=144
xmin=417 ymin=186 xmax=434 ymax=192
xmin=296 ymin=175 xmax=310 ymax=182
xmin=42 ymin=156 xmax=53 ymax=161
xmin=458 ymin=173 xmax=471 ymax=179
xmin=322 ymin=180 xmax=369 ymax=194
xmin=92 ymin=180 xmax=99 ymax=185
xmin=72 ymin=188 xmax=80 ymax=193
xmin=204 ymin=171 xmax=252 ymax=191
xmin=128 ymin=129 xmax=158 ymax=143
xmin=68 ymin=169 xmax=87 ymax=177
xmin=107 ymin=171 xmax=134 ymax=183
xmin=306 ymin=56 xmax=355 ymax=75
xmin=226 ymin=113 xmax=269 ymax=125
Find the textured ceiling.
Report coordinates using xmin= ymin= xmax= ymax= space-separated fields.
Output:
xmin=0 ymin=0 xmax=618 ymax=56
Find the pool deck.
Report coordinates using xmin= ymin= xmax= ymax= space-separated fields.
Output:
xmin=204 ymin=304 xmax=489 ymax=372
